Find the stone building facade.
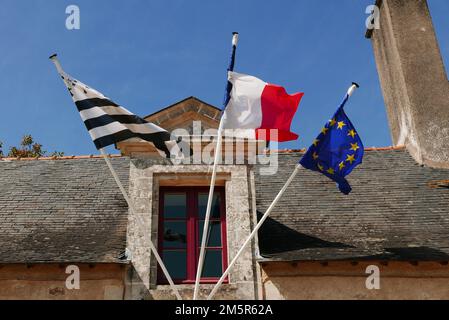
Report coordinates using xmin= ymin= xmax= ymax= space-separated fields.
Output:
xmin=0 ymin=0 xmax=449 ymax=300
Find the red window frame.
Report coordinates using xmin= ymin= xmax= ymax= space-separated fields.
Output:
xmin=158 ymin=187 xmax=228 ymax=284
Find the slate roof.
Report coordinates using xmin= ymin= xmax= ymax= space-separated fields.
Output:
xmin=0 ymin=157 xmax=129 ymax=263
xmin=1 ymin=147 xmax=449 ymax=264
xmin=255 ymin=148 xmax=449 ymax=262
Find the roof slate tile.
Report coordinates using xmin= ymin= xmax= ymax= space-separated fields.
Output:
xmin=255 ymin=149 xmax=449 ymax=261
xmin=0 ymin=157 xmax=129 ymax=263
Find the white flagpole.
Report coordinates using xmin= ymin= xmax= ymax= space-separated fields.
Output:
xmin=49 ymin=54 xmax=182 ymax=300
xmin=99 ymin=149 xmax=182 ymax=300
xmin=207 ymin=164 xmax=302 ymax=300
xmin=193 ymin=32 xmax=239 ymax=300
xmin=207 ymin=82 xmax=360 ymax=300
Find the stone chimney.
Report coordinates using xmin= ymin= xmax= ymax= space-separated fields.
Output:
xmin=366 ymin=0 xmax=449 ymax=168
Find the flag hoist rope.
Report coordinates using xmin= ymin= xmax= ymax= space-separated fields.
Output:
xmin=193 ymin=32 xmax=239 ymax=300
xmin=50 ymin=55 xmax=182 ymax=300
xmin=207 ymin=82 xmax=359 ymax=300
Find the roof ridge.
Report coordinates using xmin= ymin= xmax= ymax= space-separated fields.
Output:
xmin=0 ymin=146 xmax=406 ymax=161
xmin=0 ymin=154 xmax=125 ymax=161
xmin=265 ymin=145 xmax=406 ymax=154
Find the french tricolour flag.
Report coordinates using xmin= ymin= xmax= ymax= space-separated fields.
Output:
xmin=222 ymin=71 xmax=303 ymax=142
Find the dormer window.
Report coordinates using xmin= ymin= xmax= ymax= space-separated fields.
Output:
xmin=158 ymin=187 xmax=228 ymax=284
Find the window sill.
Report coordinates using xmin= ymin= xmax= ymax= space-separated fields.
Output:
xmin=154 ymin=282 xmax=236 ymax=292
xmin=158 ymin=279 xmax=228 ymax=285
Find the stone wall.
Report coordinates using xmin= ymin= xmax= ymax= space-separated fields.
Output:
xmin=126 ymin=157 xmax=261 ymax=300
xmin=261 ymin=261 xmax=449 ymax=299
xmin=0 ymin=264 xmax=127 ymax=300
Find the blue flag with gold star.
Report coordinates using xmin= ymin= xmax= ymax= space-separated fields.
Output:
xmin=299 ymin=87 xmax=363 ymax=194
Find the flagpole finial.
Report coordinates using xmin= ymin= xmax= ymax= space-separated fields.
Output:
xmin=49 ymin=53 xmax=65 ymax=75
xmin=348 ymin=82 xmax=360 ymax=97
xmin=232 ymin=32 xmax=239 ymax=46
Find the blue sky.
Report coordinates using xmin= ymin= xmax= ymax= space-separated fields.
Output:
xmin=0 ymin=0 xmax=448 ymax=155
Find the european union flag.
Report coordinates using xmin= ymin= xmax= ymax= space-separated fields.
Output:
xmin=299 ymin=84 xmax=364 ymax=194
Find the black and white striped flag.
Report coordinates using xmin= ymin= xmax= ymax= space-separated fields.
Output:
xmin=50 ymin=55 xmax=185 ymax=159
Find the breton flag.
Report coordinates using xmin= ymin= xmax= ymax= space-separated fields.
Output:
xmin=50 ymin=55 xmax=183 ymax=158
xmin=222 ymin=71 xmax=303 ymax=142
xmin=299 ymin=83 xmax=364 ymax=194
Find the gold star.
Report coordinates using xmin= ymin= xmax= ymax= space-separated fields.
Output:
xmin=321 ymin=127 xmax=329 ymax=135
xmin=338 ymin=161 xmax=345 ymax=170
xmin=346 ymin=154 xmax=356 ymax=164
xmin=329 ymin=118 xmax=336 ymax=126
xmin=350 ymin=142 xmax=360 ymax=152
xmin=312 ymin=152 xmax=319 ymax=160
xmin=348 ymin=129 xmax=357 ymax=138
xmin=312 ymin=139 xmax=319 ymax=146
xmin=327 ymin=167 xmax=335 ymax=175
xmin=337 ymin=121 xmax=346 ymax=130
xmin=317 ymin=163 xmax=324 ymax=171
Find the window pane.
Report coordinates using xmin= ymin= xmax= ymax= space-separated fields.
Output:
xmin=198 ymin=221 xmax=222 ymax=247
xmin=163 ymin=221 xmax=187 ymax=248
xmin=198 ymin=193 xmax=221 ymax=219
xmin=163 ymin=251 xmax=187 ymax=279
xmin=202 ymin=249 xmax=223 ymax=278
xmin=164 ymin=193 xmax=186 ymax=218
